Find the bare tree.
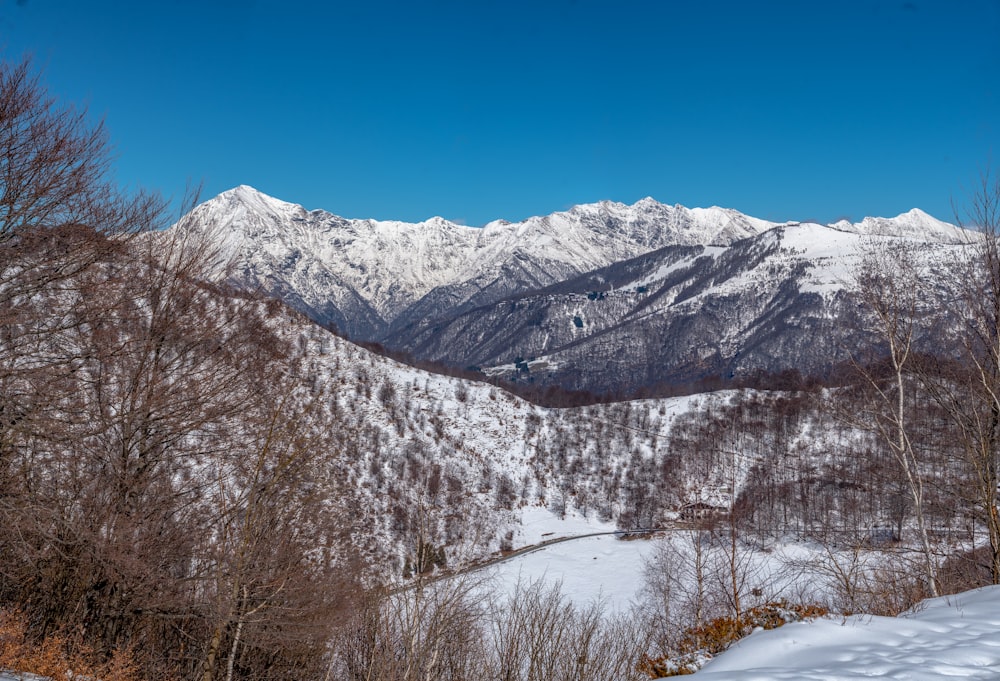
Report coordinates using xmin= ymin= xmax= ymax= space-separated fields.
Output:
xmin=200 ymin=375 xmax=354 ymax=681
xmin=924 ymin=171 xmax=1000 ymax=583
xmin=0 ymin=57 xmax=164 ymax=242
xmin=639 ymin=531 xmax=710 ymax=652
xmin=851 ymin=237 xmax=939 ymax=596
xmin=334 ymin=576 xmax=487 ymax=681
xmin=0 ymin=56 xmax=167 ymax=486
xmin=0 ymin=55 xmax=376 ymax=681
xmin=486 ymin=578 xmax=647 ymax=681
xmin=0 ymin=55 xmax=165 ymax=366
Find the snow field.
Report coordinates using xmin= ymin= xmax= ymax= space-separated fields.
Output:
xmin=473 ymin=506 xmax=1000 ymax=678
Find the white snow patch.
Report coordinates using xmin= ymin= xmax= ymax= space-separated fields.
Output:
xmin=634 ymin=254 xmax=700 ymax=288
xmin=696 ymin=586 xmax=1000 ymax=679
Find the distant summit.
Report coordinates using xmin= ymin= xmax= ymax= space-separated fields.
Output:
xmin=829 ymin=207 xmax=965 ymax=243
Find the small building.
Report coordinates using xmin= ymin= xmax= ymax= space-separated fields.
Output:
xmin=868 ymin=524 xmax=900 ymax=546
xmin=679 ymin=501 xmax=727 ymax=522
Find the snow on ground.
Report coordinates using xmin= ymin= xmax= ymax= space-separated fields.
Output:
xmin=491 ymin=507 xmax=816 ymax=611
xmin=489 ymin=508 xmax=818 ymax=615
xmin=483 ymin=507 xmax=656 ymax=612
xmin=694 ymin=585 xmax=1000 ymax=679
xmin=486 ymin=534 xmax=657 ymax=614
xmin=485 ymin=515 xmax=1000 ymax=678
xmin=633 ymin=252 xmax=704 ymax=289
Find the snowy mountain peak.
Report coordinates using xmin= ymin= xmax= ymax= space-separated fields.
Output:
xmin=217 ymin=184 xmax=296 ymax=214
xmin=227 ymin=183 xmax=264 ymax=198
xmin=174 ymin=187 xmax=964 ymax=351
xmin=902 ymin=207 xmax=933 ymax=219
xmin=176 ymin=189 xmax=783 ymax=327
xmin=828 ymin=207 xmax=964 ymax=244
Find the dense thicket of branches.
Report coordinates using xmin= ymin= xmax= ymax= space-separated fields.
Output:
xmin=0 ymin=57 xmax=356 ymax=680
xmin=0 ymin=58 xmax=165 ymax=242
xmin=331 ymin=578 xmax=648 ymax=681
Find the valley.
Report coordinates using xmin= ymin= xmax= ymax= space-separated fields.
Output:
xmin=5 ymin=181 xmax=999 ymax=679
xmin=5 ymin=0 xmax=1000 ymax=675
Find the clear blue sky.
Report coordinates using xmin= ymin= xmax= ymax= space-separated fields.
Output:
xmin=2 ymin=0 xmax=997 ymax=226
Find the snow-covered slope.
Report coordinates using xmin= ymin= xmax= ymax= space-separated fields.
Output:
xmin=280 ymin=308 xmax=730 ymax=576
xmin=695 ymin=586 xmax=1000 ymax=679
xmin=396 ymin=222 xmax=969 ymax=391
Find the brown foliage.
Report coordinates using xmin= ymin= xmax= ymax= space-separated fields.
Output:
xmin=0 ymin=57 xmax=359 ymax=680
xmin=638 ymin=601 xmax=829 ymax=678
xmin=0 ymin=608 xmax=148 ymax=681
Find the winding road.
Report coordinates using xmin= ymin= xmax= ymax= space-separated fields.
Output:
xmin=403 ymin=525 xmax=688 ymax=591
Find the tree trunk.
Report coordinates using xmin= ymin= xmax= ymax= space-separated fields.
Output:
xmin=202 ymin=626 xmax=222 ymax=681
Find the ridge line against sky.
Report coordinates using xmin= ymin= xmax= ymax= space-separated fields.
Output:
xmin=2 ymin=0 xmax=998 ymax=227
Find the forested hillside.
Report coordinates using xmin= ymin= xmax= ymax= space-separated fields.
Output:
xmin=4 ymin=55 xmax=1000 ymax=680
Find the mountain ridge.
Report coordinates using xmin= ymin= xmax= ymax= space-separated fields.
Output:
xmin=175 ymin=186 xmax=787 ymax=333
xmin=172 ymin=186 xmax=971 ymax=393
xmin=210 ymin=184 xmax=962 ymax=239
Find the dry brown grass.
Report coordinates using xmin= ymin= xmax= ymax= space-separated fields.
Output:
xmin=0 ymin=609 xmax=143 ymax=681
xmin=638 ymin=601 xmax=830 ymax=677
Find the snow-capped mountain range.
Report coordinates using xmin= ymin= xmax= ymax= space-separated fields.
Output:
xmin=178 ymin=186 xmax=781 ymax=331
xmin=175 ymin=186 xmax=969 ymax=393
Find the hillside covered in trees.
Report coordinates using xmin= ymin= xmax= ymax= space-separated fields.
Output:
xmin=3 ymin=55 xmax=1000 ymax=680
